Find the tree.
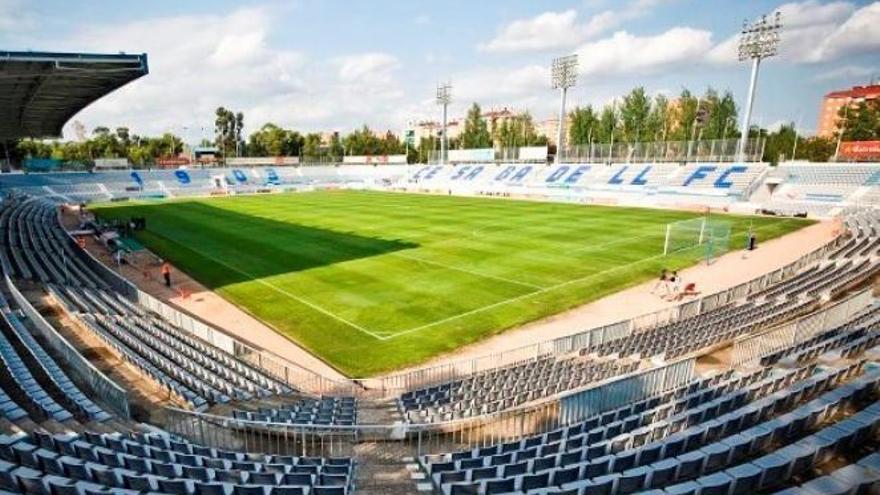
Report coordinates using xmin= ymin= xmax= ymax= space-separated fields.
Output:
xmin=417 ymin=136 xmax=437 ymax=163
xmin=328 ymin=133 xmax=344 ymax=159
xmin=460 ymin=103 xmax=491 ymax=149
xmin=343 ymin=125 xmax=383 ymax=155
xmin=595 ymin=105 xmax=619 ymax=143
xmin=797 ymin=136 xmax=835 ymax=162
xmin=703 ymin=90 xmax=738 ymax=140
xmin=762 ymin=122 xmax=797 ymax=164
xmin=668 ymin=89 xmax=699 ymax=141
xmin=247 ymin=123 xmax=303 ymax=156
xmin=301 ymin=133 xmax=324 ymax=160
xmin=644 ymin=95 xmax=669 ymax=142
xmin=115 ymin=127 xmax=130 ymax=144
xmin=620 ymin=87 xmax=651 ymax=143
xmin=214 ymin=106 xmax=245 ymax=159
xmin=494 ymin=112 xmax=545 ymax=148
xmin=568 ymin=106 xmax=598 ymax=145
xmin=837 ymin=101 xmax=880 ymax=141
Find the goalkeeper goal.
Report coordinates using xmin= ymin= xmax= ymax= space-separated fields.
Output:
xmin=663 ymin=216 xmax=732 ymax=262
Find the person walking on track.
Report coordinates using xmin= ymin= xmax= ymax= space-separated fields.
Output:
xmin=161 ymin=261 xmax=172 ymax=288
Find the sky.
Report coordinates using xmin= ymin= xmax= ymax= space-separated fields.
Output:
xmin=2 ymin=0 xmax=879 ymax=142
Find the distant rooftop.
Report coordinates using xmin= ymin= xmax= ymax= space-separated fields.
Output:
xmin=824 ymin=84 xmax=880 ymax=100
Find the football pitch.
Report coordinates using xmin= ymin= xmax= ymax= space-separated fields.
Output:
xmin=91 ymin=190 xmax=811 ymax=377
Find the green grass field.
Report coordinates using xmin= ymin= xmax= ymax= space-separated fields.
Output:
xmin=91 ymin=190 xmax=811 ymax=377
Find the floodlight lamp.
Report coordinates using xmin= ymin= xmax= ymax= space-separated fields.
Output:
xmin=738 ymin=11 xmax=782 ymax=61
xmin=436 ymin=82 xmax=452 ymax=106
xmin=551 ymin=55 xmax=578 ymax=90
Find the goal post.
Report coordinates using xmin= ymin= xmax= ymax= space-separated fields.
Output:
xmin=663 ymin=217 xmax=731 ymax=262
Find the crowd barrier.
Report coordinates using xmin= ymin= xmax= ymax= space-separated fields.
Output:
xmin=560 ymin=138 xmax=765 ymax=164
xmin=364 ymin=232 xmax=843 ymax=396
xmin=134 ymin=290 xmax=355 ymax=396
xmin=3 ymin=274 xmax=131 ymax=418
xmin=162 ymin=358 xmax=695 ymax=457
xmin=730 ymin=287 xmax=875 ymax=367
xmin=45 ymin=195 xmax=844 ymax=400
xmin=53 ymin=204 xmax=354 ymax=397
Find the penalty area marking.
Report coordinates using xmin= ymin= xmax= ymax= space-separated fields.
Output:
xmin=391 ymin=252 xmax=545 ymax=290
xmin=380 ymin=246 xmax=697 ymax=341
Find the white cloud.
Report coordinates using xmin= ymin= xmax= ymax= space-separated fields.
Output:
xmin=455 ymin=65 xmax=547 ymax=101
xmin=481 ymin=10 xmax=585 ymax=53
xmin=708 ymin=1 xmax=880 ymax=65
xmin=413 ymin=14 xmax=431 ymax=25
xmin=481 ymin=1 xmax=676 ymax=53
xmin=0 ymin=0 xmax=36 ymax=34
xmin=43 ymin=6 xmax=410 ymax=138
xmin=575 ymin=27 xmax=714 ymax=76
xmin=813 ymin=2 xmax=880 ymax=61
xmin=335 ymin=53 xmax=400 ymax=84
xmin=812 ymin=65 xmax=875 ymax=82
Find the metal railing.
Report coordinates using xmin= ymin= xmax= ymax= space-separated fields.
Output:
xmin=362 ymin=231 xmax=842 ymax=397
xmin=53 ymin=205 xmax=355 ymax=397
xmin=562 ymin=138 xmax=766 ymax=164
xmin=37 ymin=191 xmax=844 ymax=400
xmin=162 ymin=358 xmax=695 ymax=457
xmin=3 ymin=274 xmax=131 ymax=418
xmin=730 ymin=287 xmax=875 ymax=367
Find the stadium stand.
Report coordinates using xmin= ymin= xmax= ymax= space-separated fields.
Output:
xmin=231 ymin=397 xmax=358 ymax=426
xmin=0 ymin=186 xmax=876 ymax=494
xmin=0 ymin=200 xmax=294 ymax=411
xmin=399 ymin=358 xmax=638 ymax=423
xmin=0 ymin=166 xmax=410 ymax=204
xmin=0 ymin=430 xmax=356 ymax=494
xmin=420 ymin=353 xmax=879 ymax=494
xmin=5 ymin=161 xmax=880 ymax=219
xmin=404 ymin=163 xmax=768 ymax=207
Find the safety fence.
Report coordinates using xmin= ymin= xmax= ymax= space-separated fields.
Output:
xmin=364 ymin=231 xmax=843 ymax=397
xmin=562 ymin=138 xmax=766 ymax=164
xmin=53 ymin=204 xmax=355 ymax=397
xmin=133 ymin=290 xmax=356 ymax=396
xmin=162 ymin=358 xmax=695 ymax=458
xmin=41 ymin=194 xmax=844 ymax=400
xmin=3 ymin=274 xmax=131 ymax=418
xmin=730 ymin=287 xmax=875 ymax=367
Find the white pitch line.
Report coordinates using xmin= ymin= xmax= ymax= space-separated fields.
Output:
xmin=383 ymin=216 xmax=801 ymax=340
xmin=183 ymin=246 xmax=386 ymax=340
xmin=568 ymin=232 xmax=664 ymax=254
xmin=392 ymin=252 xmax=545 ymax=290
xmin=381 ymin=248 xmax=691 ymax=340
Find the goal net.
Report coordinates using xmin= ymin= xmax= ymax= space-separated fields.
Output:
xmin=663 ymin=217 xmax=732 ymax=261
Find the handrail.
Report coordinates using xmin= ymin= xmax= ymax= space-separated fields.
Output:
xmin=162 ymin=358 xmax=695 ymax=455
xmin=3 ymin=273 xmax=130 ymax=418
xmin=51 ymin=202 xmax=354 ymax=396
xmin=362 ymin=230 xmax=843 ymax=396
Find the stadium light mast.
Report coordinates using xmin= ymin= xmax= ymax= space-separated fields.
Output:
xmin=736 ymin=11 xmax=782 ymax=163
xmin=551 ymin=54 xmax=578 ymax=163
xmin=436 ymin=82 xmax=452 ymax=165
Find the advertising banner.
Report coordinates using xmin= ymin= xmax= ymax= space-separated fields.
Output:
xmin=840 ymin=141 xmax=880 ymax=161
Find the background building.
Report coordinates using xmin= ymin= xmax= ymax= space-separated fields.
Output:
xmin=818 ymin=84 xmax=880 ymax=138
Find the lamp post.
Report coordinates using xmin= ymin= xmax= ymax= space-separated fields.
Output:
xmin=736 ymin=12 xmax=782 ymax=163
xmin=551 ymin=54 xmax=578 ymax=163
xmin=436 ymin=82 xmax=452 ymax=165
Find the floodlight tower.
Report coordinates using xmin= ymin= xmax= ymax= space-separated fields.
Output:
xmin=551 ymin=54 xmax=578 ymax=163
xmin=736 ymin=12 xmax=782 ymax=162
xmin=436 ymin=82 xmax=452 ymax=165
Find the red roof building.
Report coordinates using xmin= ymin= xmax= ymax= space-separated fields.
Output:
xmin=817 ymin=84 xmax=880 ymax=138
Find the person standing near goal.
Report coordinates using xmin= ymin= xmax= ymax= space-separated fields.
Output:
xmin=651 ymin=269 xmax=669 ymax=296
